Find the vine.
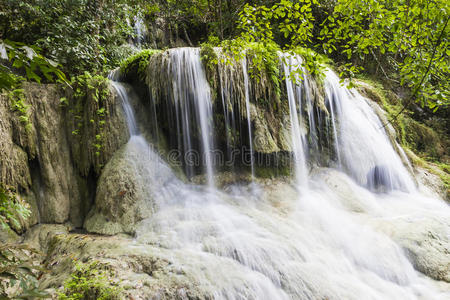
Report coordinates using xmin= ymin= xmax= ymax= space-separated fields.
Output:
xmin=65 ymin=72 xmax=110 ymax=157
xmin=8 ymin=88 xmax=32 ymax=132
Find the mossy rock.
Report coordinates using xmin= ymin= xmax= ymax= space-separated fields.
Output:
xmin=404 ymin=118 xmax=444 ymax=160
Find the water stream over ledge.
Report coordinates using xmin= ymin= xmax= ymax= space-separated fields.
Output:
xmin=110 ymin=48 xmax=450 ymax=299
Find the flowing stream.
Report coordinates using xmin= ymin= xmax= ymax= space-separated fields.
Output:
xmin=112 ymin=49 xmax=450 ymax=299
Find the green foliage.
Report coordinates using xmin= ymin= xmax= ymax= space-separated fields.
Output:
xmin=120 ymin=49 xmax=160 ymax=81
xmin=236 ymin=1 xmax=328 ymax=86
xmin=238 ymin=0 xmax=317 ymax=47
xmin=0 ymin=39 xmax=68 ymax=91
xmin=220 ymin=38 xmax=282 ymax=96
xmin=58 ymin=261 xmax=122 ymax=300
xmin=234 ymin=0 xmax=448 ymax=111
xmin=8 ymin=88 xmax=32 ymax=131
xmin=0 ymin=184 xmax=30 ymax=231
xmin=0 ymin=184 xmax=45 ymax=299
xmin=200 ymin=37 xmax=219 ymax=73
xmin=320 ymin=0 xmax=449 ymax=110
xmin=288 ymin=47 xmax=331 ymax=82
xmin=1 ymin=0 xmax=139 ymax=75
xmin=67 ymin=72 xmax=110 ymax=157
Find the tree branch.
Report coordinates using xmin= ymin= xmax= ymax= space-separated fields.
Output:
xmin=379 ymin=15 xmax=449 ymax=129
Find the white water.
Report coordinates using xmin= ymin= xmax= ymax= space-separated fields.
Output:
xmin=282 ymin=54 xmax=308 ymax=187
xmin=168 ymin=48 xmax=215 ymax=187
xmin=324 ymin=70 xmax=416 ymax=192
xmin=111 ymin=51 xmax=449 ymax=299
xmin=110 ymin=81 xmax=139 ymax=136
xmin=241 ymin=59 xmax=255 ymax=177
xmin=133 ymin=16 xmax=145 ymax=47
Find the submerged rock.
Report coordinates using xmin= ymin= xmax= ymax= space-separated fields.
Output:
xmin=376 ymin=216 xmax=450 ymax=283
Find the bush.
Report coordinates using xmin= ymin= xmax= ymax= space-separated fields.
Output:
xmin=58 ymin=261 xmax=122 ymax=300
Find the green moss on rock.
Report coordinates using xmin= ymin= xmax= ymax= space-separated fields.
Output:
xmin=120 ymin=49 xmax=161 ymax=83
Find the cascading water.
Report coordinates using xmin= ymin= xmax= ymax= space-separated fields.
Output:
xmin=166 ymin=48 xmax=215 ymax=186
xmin=282 ymin=54 xmax=308 ymax=187
xmin=110 ymin=81 xmax=139 ymax=137
xmin=324 ymin=69 xmax=416 ymax=192
xmin=133 ymin=16 xmax=145 ymax=47
xmin=111 ymin=49 xmax=449 ymax=299
xmin=241 ymin=58 xmax=255 ymax=177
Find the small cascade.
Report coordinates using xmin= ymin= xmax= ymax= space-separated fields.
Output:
xmin=282 ymin=54 xmax=309 ymax=187
xmin=111 ymin=81 xmax=139 ymax=137
xmin=108 ymin=70 xmax=139 ymax=136
xmin=168 ymin=48 xmax=215 ymax=186
xmin=133 ymin=16 xmax=146 ymax=47
xmin=303 ymin=76 xmax=319 ymax=153
xmin=324 ymin=69 xmax=416 ymax=192
xmin=217 ymin=59 xmax=235 ymax=163
xmin=241 ymin=58 xmax=255 ymax=177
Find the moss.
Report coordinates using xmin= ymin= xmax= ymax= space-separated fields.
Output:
xmin=406 ymin=150 xmax=449 ymax=198
xmin=436 ymin=162 xmax=450 ymax=197
xmin=404 ymin=118 xmax=443 ymax=159
xmin=255 ymin=166 xmax=290 ymax=178
xmin=120 ymin=49 xmax=160 ymax=83
xmin=200 ymin=42 xmax=218 ymax=74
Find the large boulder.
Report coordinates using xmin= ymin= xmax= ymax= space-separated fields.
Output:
xmin=85 ymin=136 xmax=176 ymax=235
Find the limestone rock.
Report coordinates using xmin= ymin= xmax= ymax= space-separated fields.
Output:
xmin=0 ymin=82 xmax=130 ymax=226
xmin=376 ymin=216 xmax=450 ymax=282
xmin=85 ymin=137 xmax=164 ymax=235
xmin=39 ymin=233 xmax=205 ymax=299
xmin=23 ymin=224 xmax=70 ymax=251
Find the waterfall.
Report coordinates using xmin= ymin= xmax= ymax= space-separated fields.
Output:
xmin=218 ymin=59 xmax=234 ymax=163
xmin=110 ymin=81 xmax=139 ymax=137
xmin=168 ymin=48 xmax=215 ymax=187
xmin=108 ymin=70 xmax=139 ymax=136
xmin=133 ymin=16 xmax=145 ymax=47
xmin=241 ymin=58 xmax=255 ymax=177
xmin=109 ymin=49 xmax=449 ymax=299
xmin=282 ymin=54 xmax=308 ymax=187
xmin=324 ymin=70 xmax=416 ymax=192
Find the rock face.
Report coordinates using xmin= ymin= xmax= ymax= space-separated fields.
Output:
xmin=0 ymin=82 xmax=129 ymax=227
